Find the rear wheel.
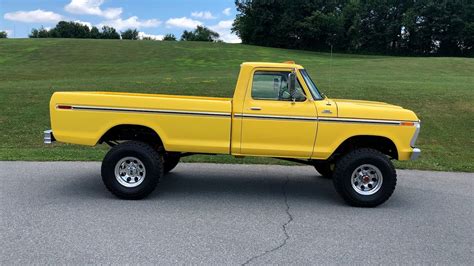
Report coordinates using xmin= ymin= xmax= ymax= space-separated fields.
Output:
xmin=101 ymin=141 xmax=163 ymax=199
xmin=332 ymin=148 xmax=396 ymax=207
xmin=164 ymin=152 xmax=180 ymax=174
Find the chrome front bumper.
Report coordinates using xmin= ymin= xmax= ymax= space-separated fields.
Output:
xmin=44 ymin=129 xmax=55 ymax=144
xmin=410 ymin=148 xmax=421 ymax=160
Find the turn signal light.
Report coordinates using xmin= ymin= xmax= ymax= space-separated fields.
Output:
xmin=400 ymin=121 xmax=415 ymax=126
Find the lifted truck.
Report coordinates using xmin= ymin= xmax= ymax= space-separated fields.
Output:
xmin=44 ymin=61 xmax=421 ymax=207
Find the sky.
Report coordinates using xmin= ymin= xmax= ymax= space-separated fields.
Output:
xmin=0 ymin=0 xmax=240 ymax=42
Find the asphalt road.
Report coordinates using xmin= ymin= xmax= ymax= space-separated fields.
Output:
xmin=1 ymin=162 xmax=473 ymax=264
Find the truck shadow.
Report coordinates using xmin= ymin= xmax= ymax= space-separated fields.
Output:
xmin=59 ymin=166 xmax=342 ymax=205
xmin=156 ymin=171 xmax=339 ymax=203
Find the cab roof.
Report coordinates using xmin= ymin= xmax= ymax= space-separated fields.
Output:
xmin=241 ymin=61 xmax=304 ymax=69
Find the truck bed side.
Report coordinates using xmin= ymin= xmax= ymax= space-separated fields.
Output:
xmin=50 ymin=92 xmax=232 ymax=154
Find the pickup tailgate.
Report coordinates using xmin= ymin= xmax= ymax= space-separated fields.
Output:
xmin=50 ymin=91 xmax=232 ymax=154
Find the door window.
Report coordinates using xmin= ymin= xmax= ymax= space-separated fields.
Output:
xmin=251 ymin=71 xmax=305 ymax=101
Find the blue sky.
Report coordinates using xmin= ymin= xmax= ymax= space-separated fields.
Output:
xmin=0 ymin=0 xmax=240 ymax=42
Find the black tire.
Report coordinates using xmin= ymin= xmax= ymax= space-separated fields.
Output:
xmin=332 ymin=148 xmax=397 ymax=207
xmin=314 ymin=161 xmax=334 ymax=178
xmin=101 ymin=141 xmax=163 ymax=199
xmin=164 ymin=152 xmax=180 ymax=174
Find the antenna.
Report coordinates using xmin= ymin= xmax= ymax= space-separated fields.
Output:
xmin=326 ymin=44 xmax=333 ymax=104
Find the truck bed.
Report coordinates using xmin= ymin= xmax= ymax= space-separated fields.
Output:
xmin=50 ymin=91 xmax=233 ymax=154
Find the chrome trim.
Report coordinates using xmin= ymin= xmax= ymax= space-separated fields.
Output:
xmin=61 ymin=105 xmax=232 ymax=117
xmin=44 ymin=129 xmax=55 ymax=144
xmin=236 ymin=113 xmax=414 ymax=125
xmin=58 ymin=104 xmax=416 ymax=126
xmin=410 ymin=121 xmax=421 ymax=147
xmin=318 ymin=117 xmax=401 ymax=125
xmin=234 ymin=113 xmax=317 ymax=121
xmin=411 ymin=148 xmax=421 ymax=160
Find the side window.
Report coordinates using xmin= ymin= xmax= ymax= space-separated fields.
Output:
xmin=251 ymin=71 xmax=305 ymax=101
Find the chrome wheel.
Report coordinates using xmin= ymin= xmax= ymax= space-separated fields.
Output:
xmin=351 ymin=164 xmax=383 ymax=196
xmin=114 ymin=157 xmax=146 ymax=188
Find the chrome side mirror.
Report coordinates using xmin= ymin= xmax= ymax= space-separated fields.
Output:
xmin=288 ymin=72 xmax=296 ymax=98
xmin=288 ymin=71 xmax=305 ymax=102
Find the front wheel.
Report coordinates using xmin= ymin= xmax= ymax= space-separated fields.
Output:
xmin=332 ymin=148 xmax=397 ymax=207
xmin=101 ymin=141 xmax=163 ymax=199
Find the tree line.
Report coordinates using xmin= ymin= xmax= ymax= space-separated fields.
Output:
xmin=232 ymin=0 xmax=474 ymax=56
xmin=28 ymin=21 xmax=220 ymax=42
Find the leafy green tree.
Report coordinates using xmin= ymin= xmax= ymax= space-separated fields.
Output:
xmin=163 ymin=34 xmax=177 ymax=41
xmin=29 ymin=27 xmax=50 ymax=38
xmin=100 ymin=26 xmax=120 ymax=39
xmin=52 ymin=21 xmax=90 ymax=38
xmin=121 ymin=28 xmax=139 ymax=40
xmin=181 ymin=26 xmax=220 ymax=42
xmin=29 ymin=29 xmax=39 ymax=38
xmin=90 ymin=26 xmax=101 ymax=39
xmin=0 ymin=31 xmax=7 ymax=38
xmin=232 ymin=0 xmax=474 ymax=56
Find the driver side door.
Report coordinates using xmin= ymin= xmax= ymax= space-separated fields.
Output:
xmin=239 ymin=69 xmax=318 ymax=158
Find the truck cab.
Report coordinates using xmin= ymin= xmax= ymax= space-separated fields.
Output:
xmin=45 ymin=61 xmax=421 ymax=207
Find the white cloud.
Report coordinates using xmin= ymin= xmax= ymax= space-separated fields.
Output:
xmin=74 ymin=20 xmax=92 ymax=29
xmin=191 ymin=11 xmax=216 ymax=20
xmin=223 ymin=8 xmax=232 ymax=16
xmin=65 ymin=0 xmax=122 ymax=19
xmin=210 ymin=20 xmax=241 ymax=43
xmin=99 ymin=16 xmax=161 ymax=31
xmin=138 ymin=32 xmax=163 ymax=40
xmin=165 ymin=17 xmax=202 ymax=29
xmin=4 ymin=9 xmax=63 ymax=23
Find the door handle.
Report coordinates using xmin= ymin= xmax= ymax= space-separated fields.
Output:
xmin=250 ymin=107 xmax=262 ymax=111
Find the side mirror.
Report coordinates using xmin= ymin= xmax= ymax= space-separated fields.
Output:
xmin=288 ymin=72 xmax=296 ymax=96
xmin=288 ymin=72 xmax=305 ymax=102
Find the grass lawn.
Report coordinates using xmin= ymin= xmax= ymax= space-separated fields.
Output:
xmin=0 ymin=39 xmax=473 ymax=172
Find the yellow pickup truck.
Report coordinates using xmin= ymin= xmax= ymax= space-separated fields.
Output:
xmin=44 ymin=61 xmax=421 ymax=207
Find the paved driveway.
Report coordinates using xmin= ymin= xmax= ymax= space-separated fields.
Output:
xmin=1 ymin=162 xmax=473 ymax=264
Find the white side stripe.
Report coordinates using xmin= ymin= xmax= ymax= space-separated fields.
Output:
xmin=59 ymin=104 xmax=414 ymax=125
xmin=67 ymin=105 xmax=231 ymax=117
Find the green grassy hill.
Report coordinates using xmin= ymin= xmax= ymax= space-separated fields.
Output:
xmin=0 ymin=39 xmax=473 ymax=172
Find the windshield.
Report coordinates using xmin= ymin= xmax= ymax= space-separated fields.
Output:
xmin=300 ymin=69 xmax=324 ymax=100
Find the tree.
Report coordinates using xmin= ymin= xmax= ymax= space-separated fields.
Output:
xmin=100 ymin=26 xmax=120 ymax=39
xmin=0 ymin=31 xmax=7 ymax=38
xmin=29 ymin=26 xmax=51 ymax=38
xmin=232 ymin=0 xmax=474 ymax=56
xmin=90 ymin=26 xmax=101 ymax=39
xmin=28 ymin=22 xmax=123 ymax=40
xmin=163 ymin=34 xmax=177 ymax=41
xmin=181 ymin=26 xmax=220 ymax=42
xmin=121 ymin=28 xmax=139 ymax=40
xmin=52 ymin=21 xmax=91 ymax=38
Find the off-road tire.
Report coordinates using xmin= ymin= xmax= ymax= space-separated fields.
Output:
xmin=333 ymin=148 xmax=397 ymax=207
xmin=164 ymin=153 xmax=180 ymax=174
xmin=101 ymin=141 xmax=163 ymax=199
xmin=314 ymin=161 xmax=334 ymax=178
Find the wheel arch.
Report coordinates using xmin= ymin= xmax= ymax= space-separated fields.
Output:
xmin=330 ymin=135 xmax=399 ymax=161
xmin=98 ymin=124 xmax=165 ymax=149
